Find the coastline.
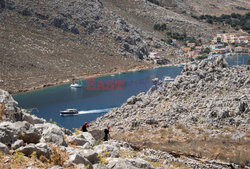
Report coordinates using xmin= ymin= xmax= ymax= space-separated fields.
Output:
xmin=12 ymin=63 xmax=173 ymax=95
xmin=10 ymin=53 xmax=250 ymax=95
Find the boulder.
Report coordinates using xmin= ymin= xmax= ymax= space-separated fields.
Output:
xmin=238 ymin=101 xmax=248 ymax=114
xmin=42 ymin=123 xmax=67 ymax=146
xmin=94 ymin=144 xmax=120 ymax=158
xmin=89 ymin=130 xmax=105 ymax=141
xmin=68 ymin=152 xmax=93 ymax=168
xmin=21 ymin=127 xmax=41 ymax=144
xmin=107 ymin=158 xmax=135 ymax=169
xmin=0 ymin=121 xmax=29 ymax=145
xmin=126 ymin=158 xmax=154 ymax=169
xmin=81 ymin=149 xmax=99 ymax=164
xmin=82 ymin=142 xmax=92 ymax=149
xmin=0 ymin=89 xmax=19 ymax=112
xmin=0 ymin=142 xmax=9 ymax=154
xmin=78 ymin=132 xmax=96 ymax=145
xmin=22 ymin=112 xmax=46 ymax=124
xmin=127 ymin=96 xmax=137 ymax=105
xmin=17 ymin=143 xmax=51 ymax=158
xmin=93 ymin=164 xmax=108 ymax=169
xmin=67 ymin=135 xmax=88 ymax=146
xmin=107 ymin=158 xmax=154 ymax=169
xmin=213 ymin=55 xmax=228 ymax=68
xmin=11 ymin=140 xmax=24 ymax=150
xmin=48 ymin=166 xmax=63 ymax=169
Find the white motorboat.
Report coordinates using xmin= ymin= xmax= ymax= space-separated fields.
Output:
xmin=60 ymin=109 xmax=78 ymax=115
xmin=70 ymin=83 xmax=82 ymax=88
xmin=164 ymin=76 xmax=174 ymax=81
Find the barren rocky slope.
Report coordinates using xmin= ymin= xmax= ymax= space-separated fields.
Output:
xmin=92 ymin=57 xmax=250 ymax=167
xmin=0 ymin=0 xmax=174 ymax=93
xmin=0 ymin=85 xmax=247 ymax=168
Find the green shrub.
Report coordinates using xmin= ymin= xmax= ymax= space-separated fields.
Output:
xmin=197 ymin=12 xmax=250 ymax=31
xmin=153 ymin=23 xmax=167 ymax=31
xmin=49 ymin=118 xmax=56 ymax=124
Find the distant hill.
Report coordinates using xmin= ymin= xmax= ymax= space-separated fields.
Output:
xmin=0 ymin=0 xmax=249 ymax=93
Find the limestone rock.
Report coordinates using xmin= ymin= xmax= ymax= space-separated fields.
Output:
xmin=0 ymin=142 xmax=9 ymax=154
xmin=17 ymin=143 xmax=51 ymax=158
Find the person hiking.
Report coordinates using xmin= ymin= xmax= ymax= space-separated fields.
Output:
xmin=104 ymin=126 xmax=110 ymax=141
xmin=82 ymin=122 xmax=89 ymax=132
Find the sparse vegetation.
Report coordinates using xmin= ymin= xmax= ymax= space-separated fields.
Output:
xmin=198 ymin=12 xmax=250 ymax=33
xmin=50 ymin=146 xmax=67 ymax=166
xmin=73 ymin=128 xmax=81 ymax=135
xmin=49 ymin=118 xmax=57 ymax=124
xmin=30 ymin=151 xmax=37 ymax=160
xmin=153 ymin=23 xmax=167 ymax=31
xmin=13 ymin=152 xmax=25 ymax=163
xmin=0 ymin=103 xmax=6 ymax=120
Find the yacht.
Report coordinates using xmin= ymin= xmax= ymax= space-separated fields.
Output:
xmin=60 ymin=109 xmax=78 ymax=115
xmin=164 ymin=76 xmax=174 ymax=82
xmin=70 ymin=83 xmax=82 ymax=88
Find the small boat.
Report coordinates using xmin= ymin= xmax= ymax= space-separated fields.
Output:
xmin=70 ymin=83 xmax=82 ymax=88
xmin=60 ymin=109 xmax=78 ymax=115
xmin=164 ymin=76 xmax=174 ymax=81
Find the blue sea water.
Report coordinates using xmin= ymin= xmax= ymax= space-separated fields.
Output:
xmin=13 ymin=54 xmax=250 ymax=130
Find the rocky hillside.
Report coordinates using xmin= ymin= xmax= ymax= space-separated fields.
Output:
xmin=1 ymin=87 xmax=247 ymax=169
xmin=1 ymin=0 xmax=249 ymax=93
xmin=92 ymin=57 xmax=250 ymax=167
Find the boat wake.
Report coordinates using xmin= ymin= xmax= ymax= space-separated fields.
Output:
xmin=60 ymin=108 xmax=112 ymax=117
xmin=78 ymin=108 xmax=112 ymax=115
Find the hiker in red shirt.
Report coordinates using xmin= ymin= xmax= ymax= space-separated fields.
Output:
xmin=82 ymin=122 xmax=89 ymax=132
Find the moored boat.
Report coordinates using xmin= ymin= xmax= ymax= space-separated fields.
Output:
xmin=70 ymin=83 xmax=82 ymax=88
xmin=164 ymin=76 xmax=174 ymax=81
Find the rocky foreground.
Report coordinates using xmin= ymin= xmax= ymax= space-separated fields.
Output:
xmin=0 ymin=56 xmax=249 ymax=169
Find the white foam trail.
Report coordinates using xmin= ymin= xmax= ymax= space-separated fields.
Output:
xmin=78 ymin=108 xmax=112 ymax=115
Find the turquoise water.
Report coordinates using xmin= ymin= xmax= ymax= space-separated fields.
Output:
xmin=13 ymin=54 xmax=250 ymax=130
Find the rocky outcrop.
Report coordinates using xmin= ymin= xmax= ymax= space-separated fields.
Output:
xmin=0 ymin=142 xmax=9 ymax=154
xmin=17 ymin=143 xmax=51 ymax=158
xmin=42 ymin=124 xmax=67 ymax=146
xmin=92 ymin=58 xmax=250 ymax=167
